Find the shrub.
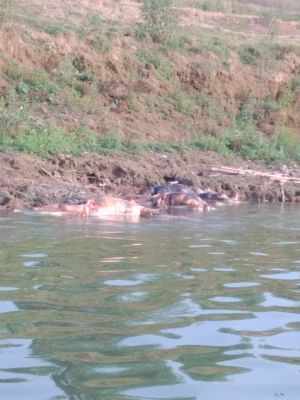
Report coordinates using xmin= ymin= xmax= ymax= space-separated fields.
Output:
xmin=238 ymin=45 xmax=261 ymax=65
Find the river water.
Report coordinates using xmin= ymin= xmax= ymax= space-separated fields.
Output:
xmin=0 ymin=205 xmax=300 ymax=399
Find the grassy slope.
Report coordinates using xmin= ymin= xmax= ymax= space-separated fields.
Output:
xmin=0 ymin=0 xmax=300 ymax=162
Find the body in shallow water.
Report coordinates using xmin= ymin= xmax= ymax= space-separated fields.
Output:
xmin=152 ymin=191 xmax=208 ymax=211
xmin=151 ymin=182 xmax=240 ymax=210
xmin=90 ymin=196 xmax=156 ymax=218
xmin=31 ymin=197 xmax=156 ymax=219
xmin=31 ymin=199 xmax=94 ymax=217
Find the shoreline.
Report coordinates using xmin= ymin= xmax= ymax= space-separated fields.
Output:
xmin=1 ymin=150 xmax=300 ymax=211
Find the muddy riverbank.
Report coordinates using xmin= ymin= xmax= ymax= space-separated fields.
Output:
xmin=1 ymin=151 xmax=300 ymax=210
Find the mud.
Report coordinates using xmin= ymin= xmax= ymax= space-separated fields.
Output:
xmin=1 ymin=151 xmax=300 ymax=211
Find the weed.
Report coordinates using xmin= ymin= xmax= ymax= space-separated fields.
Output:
xmin=16 ymin=70 xmax=58 ymax=102
xmin=136 ymin=49 xmax=173 ymax=81
xmin=43 ymin=23 xmax=69 ymax=36
xmin=0 ymin=0 xmax=14 ymax=25
xmin=0 ymin=91 xmax=30 ymax=138
xmin=238 ymin=45 xmax=261 ymax=65
xmin=79 ymin=13 xmax=116 ymax=53
xmin=291 ymin=76 xmax=300 ymax=92
xmin=139 ymin=0 xmax=177 ymax=44
xmin=190 ymin=134 xmax=229 ymax=155
xmin=169 ymin=89 xmax=196 ymax=116
xmin=194 ymin=0 xmax=225 ymax=12
xmin=4 ymin=62 xmax=23 ymax=82
xmin=1 ymin=120 xmax=300 ymax=162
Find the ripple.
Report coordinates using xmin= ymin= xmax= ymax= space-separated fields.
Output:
xmin=273 ymin=241 xmax=299 ymax=246
xmin=95 ymin=366 xmax=128 ymax=374
xmin=267 ymin=331 xmax=300 ymax=350
xmin=119 ymin=291 xmax=148 ymax=302
xmin=261 ymin=272 xmax=300 ymax=281
xmin=21 ymin=253 xmax=48 ymax=258
xmin=104 ymin=279 xmax=142 ymax=287
xmin=104 ymin=273 xmax=157 ymax=287
xmin=224 ymin=282 xmax=260 ymax=288
xmin=120 ymin=318 xmax=243 ymax=349
xmin=0 ymin=287 xmax=18 ymax=292
xmin=261 ymin=293 xmax=298 ymax=308
xmin=219 ymin=239 xmax=238 ymax=245
xmin=210 ymin=296 xmax=241 ymax=303
xmin=124 ymin=383 xmax=299 ymax=400
xmin=0 ymin=301 xmax=18 ymax=314
xmin=3 ymin=208 xmax=300 ymax=399
xmin=23 ymin=260 xmax=41 ymax=268
xmin=0 ymin=339 xmax=64 ymax=399
xmin=214 ymin=267 xmax=235 ymax=272
xmin=188 ymin=244 xmax=212 ymax=248
xmin=190 ymin=268 xmax=208 ymax=272
xmin=100 ymin=256 xmax=126 ymax=263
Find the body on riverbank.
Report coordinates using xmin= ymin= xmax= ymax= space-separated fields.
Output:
xmin=1 ymin=151 xmax=300 ymax=213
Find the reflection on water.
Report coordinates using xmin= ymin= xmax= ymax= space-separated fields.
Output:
xmin=0 ymin=205 xmax=300 ymax=399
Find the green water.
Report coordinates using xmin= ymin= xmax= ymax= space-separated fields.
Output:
xmin=0 ymin=205 xmax=300 ymax=399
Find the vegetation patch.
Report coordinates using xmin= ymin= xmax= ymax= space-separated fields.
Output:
xmin=136 ymin=49 xmax=174 ymax=81
xmin=137 ymin=0 xmax=177 ymax=44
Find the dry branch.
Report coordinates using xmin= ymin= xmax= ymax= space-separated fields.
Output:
xmin=210 ymin=166 xmax=300 ymax=184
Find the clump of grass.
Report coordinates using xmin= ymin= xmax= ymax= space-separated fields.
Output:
xmin=196 ymin=94 xmax=227 ymax=124
xmin=16 ymin=70 xmax=59 ymax=101
xmin=137 ymin=0 xmax=177 ymax=45
xmin=193 ymin=0 xmax=225 ymax=12
xmin=0 ymin=0 xmax=14 ymax=26
xmin=290 ymin=75 xmax=300 ymax=92
xmin=239 ymin=41 xmax=293 ymax=68
xmin=189 ymin=35 xmax=230 ymax=63
xmin=169 ymin=89 xmax=197 ymax=116
xmin=43 ymin=22 xmax=69 ymax=36
xmin=78 ymin=14 xmax=117 ymax=53
xmin=4 ymin=63 xmax=59 ymax=102
xmin=136 ymin=49 xmax=173 ymax=81
xmin=190 ymin=134 xmax=230 ymax=155
xmin=0 ymin=90 xmax=30 ymax=138
xmin=4 ymin=61 xmax=23 ymax=82
xmin=238 ymin=45 xmax=261 ymax=65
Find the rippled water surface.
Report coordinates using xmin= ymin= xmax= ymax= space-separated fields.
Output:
xmin=1 ymin=205 xmax=300 ymax=399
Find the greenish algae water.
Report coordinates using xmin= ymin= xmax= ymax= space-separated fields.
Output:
xmin=0 ymin=205 xmax=300 ymax=399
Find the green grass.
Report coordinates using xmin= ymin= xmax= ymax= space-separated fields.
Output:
xmin=139 ymin=0 xmax=177 ymax=44
xmin=0 ymin=127 xmax=125 ymax=157
xmin=189 ymin=35 xmax=230 ymax=63
xmin=1 ymin=122 xmax=300 ymax=163
xmin=136 ymin=49 xmax=174 ymax=81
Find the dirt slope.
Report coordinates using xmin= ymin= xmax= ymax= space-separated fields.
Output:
xmin=1 ymin=0 xmax=300 ymax=208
